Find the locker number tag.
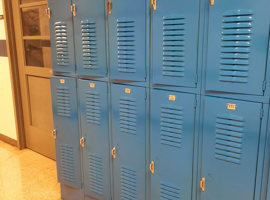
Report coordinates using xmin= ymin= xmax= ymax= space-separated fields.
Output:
xmin=90 ymin=83 xmax=95 ymax=88
xmin=227 ymin=103 xmax=236 ymax=110
xmin=60 ymin=79 xmax=65 ymax=84
xmin=169 ymin=95 xmax=176 ymax=101
xmin=125 ymin=88 xmax=131 ymax=94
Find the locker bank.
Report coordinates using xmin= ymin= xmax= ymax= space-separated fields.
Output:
xmin=48 ymin=0 xmax=270 ymax=199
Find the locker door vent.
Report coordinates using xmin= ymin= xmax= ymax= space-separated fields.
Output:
xmin=117 ymin=19 xmax=136 ymax=73
xmin=215 ymin=114 xmax=244 ymax=164
xmin=89 ymin=153 xmax=104 ymax=195
xmin=81 ymin=20 xmax=98 ymax=70
xmin=160 ymin=105 xmax=183 ymax=148
xmin=162 ymin=16 xmax=186 ymax=77
xmin=121 ymin=166 xmax=137 ymax=200
xmin=56 ymin=86 xmax=71 ymax=117
xmin=85 ymin=91 xmax=101 ymax=125
xmin=220 ymin=10 xmax=253 ymax=83
xmin=119 ymin=97 xmax=136 ymax=135
xmin=60 ymin=144 xmax=75 ymax=182
xmin=54 ymin=22 xmax=70 ymax=66
xmin=160 ymin=182 xmax=181 ymax=200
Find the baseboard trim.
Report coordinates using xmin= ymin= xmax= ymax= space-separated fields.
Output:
xmin=0 ymin=133 xmax=17 ymax=146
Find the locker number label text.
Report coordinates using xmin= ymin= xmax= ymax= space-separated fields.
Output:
xmin=60 ymin=79 xmax=65 ymax=84
xmin=90 ymin=83 xmax=95 ymax=88
xmin=227 ymin=103 xmax=236 ymax=110
xmin=125 ymin=88 xmax=131 ymax=94
xmin=169 ymin=95 xmax=176 ymax=101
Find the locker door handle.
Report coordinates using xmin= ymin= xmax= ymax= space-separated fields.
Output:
xmin=106 ymin=0 xmax=112 ymax=14
xmin=151 ymin=0 xmax=157 ymax=10
xmin=111 ymin=147 xmax=116 ymax=159
xmin=70 ymin=3 xmax=76 ymax=16
xmin=46 ymin=7 xmax=51 ymax=19
xmin=149 ymin=161 xmax=155 ymax=174
xmin=80 ymin=137 xmax=85 ymax=148
xmin=210 ymin=0 xmax=214 ymax=6
xmin=52 ymin=129 xmax=57 ymax=139
xmin=200 ymin=177 xmax=206 ymax=192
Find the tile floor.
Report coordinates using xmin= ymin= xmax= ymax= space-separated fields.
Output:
xmin=0 ymin=140 xmax=61 ymax=200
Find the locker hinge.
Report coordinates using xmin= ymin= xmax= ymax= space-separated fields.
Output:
xmin=260 ymin=107 xmax=264 ymax=119
xmin=151 ymin=0 xmax=157 ymax=10
xmin=210 ymin=0 xmax=214 ymax=6
xmin=106 ymin=0 xmax=112 ymax=14
xmin=70 ymin=3 xmax=76 ymax=17
xmin=111 ymin=147 xmax=116 ymax=159
xmin=200 ymin=177 xmax=206 ymax=192
xmin=80 ymin=137 xmax=85 ymax=148
xmin=52 ymin=129 xmax=57 ymax=139
xmin=45 ymin=7 xmax=51 ymax=19
xmin=149 ymin=161 xmax=155 ymax=174
xmin=262 ymin=80 xmax=267 ymax=92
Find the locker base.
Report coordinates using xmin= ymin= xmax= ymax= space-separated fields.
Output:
xmin=61 ymin=184 xmax=84 ymax=200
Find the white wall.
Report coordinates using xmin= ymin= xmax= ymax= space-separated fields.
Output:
xmin=0 ymin=0 xmax=17 ymax=140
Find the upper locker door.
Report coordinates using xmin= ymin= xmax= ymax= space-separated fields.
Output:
xmin=150 ymin=90 xmax=196 ymax=200
xmin=50 ymin=77 xmax=82 ymax=189
xmin=48 ymin=0 xmax=76 ymax=73
xmin=78 ymin=80 xmax=111 ymax=199
xmin=201 ymin=97 xmax=262 ymax=200
xmin=152 ymin=0 xmax=200 ymax=87
xmin=108 ymin=0 xmax=146 ymax=82
xmin=111 ymin=84 xmax=146 ymax=200
xmin=205 ymin=0 xmax=270 ymax=95
xmin=73 ymin=0 xmax=107 ymax=77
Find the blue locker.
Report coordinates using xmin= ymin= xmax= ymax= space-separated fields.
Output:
xmin=78 ymin=80 xmax=111 ymax=200
xmin=150 ymin=89 xmax=197 ymax=200
xmin=267 ymin=170 xmax=270 ymax=200
xmin=205 ymin=0 xmax=270 ymax=95
xmin=111 ymin=84 xmax=146 ymax=199
xmin=108 ymin=0 xmax=146 ymax=82
xmin=50 ymin=77 xmax=82 ymax=189
xmin=48 ymin=0 xmax=76 ymax=74
xmin=73 ymin=0 xmax=107 ymax=77
xmin=201 ymin=96 xmax=263 ymax=200
xmin=151 ymin=0 xmax=200 ymax=87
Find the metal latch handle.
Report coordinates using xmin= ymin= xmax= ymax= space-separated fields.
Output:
xmin=46 ymin=7 xmax=51 ymax=19
xmin=200 ymin=177 xmax=206 ymax=192
xmin=111 ymin=147 xmax=116 ymax=159
xmin=52 ymin=129 xmax=57 ymax=139
xmin=80 ymin=137 xmax=85 ymax=148
xmin=71 ymin=4 xmax=76 ymax=16
xmin=210 ymin=0 xmax=214 ymax=6
xmin=151 ymin=0 xmax=157 ymax=10
xmin=106 ymin=0 xmax=112 ymax=14
xmin=149 ymin=161 xmax=154 ymax=174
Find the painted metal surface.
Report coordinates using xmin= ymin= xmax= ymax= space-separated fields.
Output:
xmin=205 ymin=0 xmax=270 ymax=95
xmin=108 ymin=0 xmax=146 ymax=82
xmin=73 ymin=0 xmax=107 ymax=77
xmin=201 ymin=96 xmax=262 ymax=200
xmin=111 ymin=84 xmax=146 ymax=200
xmin=150 ymin=89 xmax=197 ymax=200
xmin=151 ymin=0 xmax=200 ymax=88
xmin=50 ymin=76 xmax=82 ymax=188
xmin=48 ymin=0 xmax=76 ymax=74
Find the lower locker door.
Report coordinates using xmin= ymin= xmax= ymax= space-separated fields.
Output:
xmin=150 ymin=90 xmax=196 ymax=200
xmin=78 ymin=80 xmax=111 ymax=199
xmin=111 ymin=84 xmax=146 ymax=200
xmin=50 ymin=77 xmax=82 ymax=188
xmin=201 ymin=96 xmax=262 ymax=200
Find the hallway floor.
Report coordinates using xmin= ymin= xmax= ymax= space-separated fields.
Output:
xmin=0 ymin=140 xmax=61 ymax=200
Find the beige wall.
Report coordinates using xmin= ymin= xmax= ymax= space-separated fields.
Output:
xmin=0 ymin=0 xmax=17 ymax=140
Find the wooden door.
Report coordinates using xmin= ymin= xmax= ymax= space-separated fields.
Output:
xmin=12 ymin=0 xmax=55 ymax=159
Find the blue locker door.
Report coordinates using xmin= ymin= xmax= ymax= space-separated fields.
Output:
xmin=205 ymin=0 xmax=270 ymax=95
xmin=78 ymin=80 xmax=111 ymax=199
xmin=152 ymin=0 xmax=200 ymax=87
xmin=50 ymin=77 xmax=82 ymax=188
xmin=108 ymin=0 xmax=146 ymax=82
xmin=201 ymin=97 xmax=262 ymax=200
xmin=150 ymin=90 xmax=196 ymax=200
xmin=73 ymin=0 xmax=107 ymax=77
xmin=48 ymin=0 xmax=76 ymax=73
xmin=111 ymin=84 xmax=146 ymax=200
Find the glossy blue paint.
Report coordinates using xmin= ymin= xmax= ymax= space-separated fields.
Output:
xmin=111 ymin=84 xmax=146 ymax=200
xmin=151 ymin=0 xmax=200 ymax=88
xmin=50 ymin=76 xmax=82 ymax=189
xmin=108 ymin=0 xmax=146 ymax=82
xmin=78 ymin=79 xmax=111 ymax=200
xmin=150 ymin=89 xmax=197 ymax=200
xmin=48 ymin=0 xmax=76 ymax=74
xmin=201 ymin=96 xmax=263 ymax=200
xmin=73 ymin=0 xmax=107 ymax=77
xmin=205 ymin=0 xmax=270 ymax=95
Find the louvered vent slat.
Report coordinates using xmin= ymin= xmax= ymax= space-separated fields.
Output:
xmin=81 ymin=20 xmax=98 ymax=69
xmin=120 ymin=97 xmax=136 ymax=135
xmin=117 ymin=19 xmax=136 ymax=73
xmin=160 ymin=105 xmax=183 ymax=148
xmin=56 ymin=86 xmax=71 ymax=117
xmin=54 ymin=22 xmax=70 ymax=66
xmin=162 ymin=16 xmax=186 ymax=77
xmin=160 ymin=182 xmax=181 ymax=200
xmin=215 ymin=114 xmax=244 ymax=164
xmin=89 ymin=153 xmax=104 ymax=195
xmin=60 ymin=144 xmax=75 ymax=182
xmin=219 ymin=10 xmax=253 ymax=83
xmin=85 ymin=91 xmax=101 ymax=125
xmin=121 ymin=166 xmax=137 ymax=200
